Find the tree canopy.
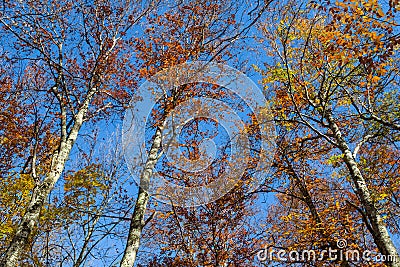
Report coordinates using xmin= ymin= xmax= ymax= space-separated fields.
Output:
xmin=0 ymin=0 xmax=399 ymax=266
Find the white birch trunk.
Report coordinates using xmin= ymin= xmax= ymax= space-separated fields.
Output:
xmin=119 ymin=127 xmax=163 ymax=267
xmin=325 ymin=112 xmax=400 ymax=267
xmin=1 ymin=89 xmax=94 ymax=267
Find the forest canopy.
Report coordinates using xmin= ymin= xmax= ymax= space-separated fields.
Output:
xmin=0 ymin=0 xmax=399 ymax=266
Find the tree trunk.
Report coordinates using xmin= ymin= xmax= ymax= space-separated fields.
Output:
xmin=0 ymin=94 xmax=91 ymax=267
xmin=120 ymin=126 xmax=163 ymax=267
xmin=325 ymin=112 xmax=400 ymax=267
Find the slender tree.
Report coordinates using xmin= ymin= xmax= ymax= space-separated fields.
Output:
xmin=0 ymin=1 xmax=157 ymax=265
xmin=258 ymin=0 xmax=400 ymax=265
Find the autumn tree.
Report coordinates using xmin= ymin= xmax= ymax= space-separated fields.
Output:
xmin=0 ymin=1 xmax=157 ymax=266
xmin=119 ymin=1 xmax=274 ymax=266
xmin=27 ymin=129 xmax=134 ymax=266
xmin=257 ymin=0 xmax=400 ymax=266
